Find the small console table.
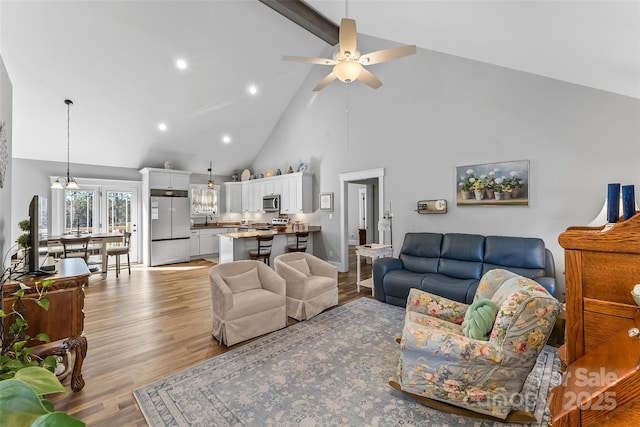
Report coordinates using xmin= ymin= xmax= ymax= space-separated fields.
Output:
xmin=1 ymin=258 xmax=90 ymax=391
xmin=355 ymin=244 xmax=393 ymax=296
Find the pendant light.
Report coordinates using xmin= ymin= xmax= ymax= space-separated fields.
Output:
xmin=51 ymin=99 xmax=79 ymax=190
xmin=207 ymin=161 xmax=215 ymax=189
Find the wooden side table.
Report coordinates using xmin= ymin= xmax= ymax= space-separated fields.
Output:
xmin=355 ymin=244 xmax=393 ymax=296
xmin=1 ymin=258 xmax=90 ymax=391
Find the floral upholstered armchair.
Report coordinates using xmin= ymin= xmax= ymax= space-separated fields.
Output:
xmin=390 ymin=269 xmax=561 ymax=421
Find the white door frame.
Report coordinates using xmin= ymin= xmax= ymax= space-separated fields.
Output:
xmin=338 ymin=167 xmax=385 ymax=273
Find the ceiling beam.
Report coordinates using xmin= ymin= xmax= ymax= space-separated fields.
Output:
xmin=259 ymin=0 xmax=339 ymax=46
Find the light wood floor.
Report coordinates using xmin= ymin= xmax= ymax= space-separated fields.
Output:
xmin=49 ymin=248 xmax=372 ymax=426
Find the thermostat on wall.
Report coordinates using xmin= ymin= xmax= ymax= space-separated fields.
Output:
xmin=416 ymin=199 xmax=447 ymax=214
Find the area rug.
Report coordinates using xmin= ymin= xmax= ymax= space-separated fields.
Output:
xmin=134 ymin=298 xmax=560 ymax=426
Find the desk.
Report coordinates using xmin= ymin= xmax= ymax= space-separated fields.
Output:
xmin=48 ymin=232 xmax=123 ymax=274
xmin=1 ymin=258 xmax=89 ymax=391
xmin=355 ymin=244 xmax=393 ymax=296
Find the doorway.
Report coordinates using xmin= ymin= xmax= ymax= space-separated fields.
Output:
xmin=50 ymin=178 xmax=141 ymax=262
xmin=338 ymin=168 xmax=385 ymax=273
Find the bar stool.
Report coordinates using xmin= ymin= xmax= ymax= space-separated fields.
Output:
xmin=287 ymin=231 xmax=309 ymax=253
xmin=249 ymin=234 xmax=273 ymax=266
xmin=106 ymin=232 xmax=132 ymax=278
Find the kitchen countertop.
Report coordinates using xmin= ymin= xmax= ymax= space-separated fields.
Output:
xmin=224 ymin=225 xmax=321 ymax=239
xmin=191 ymin=222 xmax=241 ymax=229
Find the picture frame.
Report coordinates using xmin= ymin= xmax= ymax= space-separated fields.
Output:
xmin=456 ymin=160 xmax=529 ymax=206
xmin=319 ymin=192 xmax=334 ymax=211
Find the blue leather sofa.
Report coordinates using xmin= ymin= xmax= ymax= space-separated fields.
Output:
xmin=372 ymin=232 xmax=556 ymax=306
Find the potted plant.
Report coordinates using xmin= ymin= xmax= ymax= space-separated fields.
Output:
xmin=508 ymin=171 xmax=524 ymax=198
xmin=16 ymin=218 xmax=30 ymax=263
xmin=458 ymin=169 xmax=476 ymax=200
xmin=471 ymin=178 xmax=485 ymax=200
xmin=0 ymin=279 xmax=85 ymax=426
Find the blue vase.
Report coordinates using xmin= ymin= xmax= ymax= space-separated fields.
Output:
xmin=622 ymin=185 xmax=636 ymax=220
xmin=607 ymin=183 xmax=620 ymax=223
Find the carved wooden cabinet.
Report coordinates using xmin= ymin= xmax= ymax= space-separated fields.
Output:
xmin=551 ymin=212 xmax=640 ymax=425
xmin=558 ymin=213 xmax=640 ymax=365
xmin=1 ymin=258 xmax=90 ymax=391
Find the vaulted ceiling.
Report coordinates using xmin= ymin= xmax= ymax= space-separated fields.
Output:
xmin=2 ymin=1 xmax=638 ymax=176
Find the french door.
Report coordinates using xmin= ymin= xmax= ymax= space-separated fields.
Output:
xmin=51 ymin=179 xmax=140 ymax=262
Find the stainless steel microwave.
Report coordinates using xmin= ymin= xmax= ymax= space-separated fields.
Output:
xmin=263 ymin=194 xmax=280 ymax=212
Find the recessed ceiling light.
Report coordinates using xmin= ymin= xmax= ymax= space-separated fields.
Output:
xmin=158 ymin=123 xmax=167 ymax=131
xmin=248 ymin=85 xmax=258 ymax=95
xmin=176 ymin=59 xmax=187 ymax=70
xmin=222 ymin=135 xmax=231 ymax=144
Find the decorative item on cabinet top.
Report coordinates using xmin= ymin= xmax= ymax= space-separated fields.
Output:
xmin=415 ymin=199 xmax=447 ymax=214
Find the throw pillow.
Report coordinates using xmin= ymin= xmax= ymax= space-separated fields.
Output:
xmin=287 ymin=259 xmax=311 ymax=276
xmin=223 ymin=267 xmax=261 ymax=293
xmin=462 ymin=299 xmax=499 ymax=341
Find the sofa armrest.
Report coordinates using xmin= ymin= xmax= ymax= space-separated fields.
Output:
xmin=534 ymin=276 xmax=556 ymax=296
xmin=406 ymin=288 xmax=468 ymax=324
xmin=306 ymin=256 xmax=338 ymax=279
xmin=402 ymin=321 xmax=502 ymax=365
xmin=209 ymin=271 xmax=234 ymax=313
xmin=372 ymin=257 xmax=403 ymax=302
xmin=257 ymin=263 xmax=286 ymax=296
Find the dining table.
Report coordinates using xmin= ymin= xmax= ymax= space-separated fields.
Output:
xmin=48 ymin=232 xmax=124 ymax=274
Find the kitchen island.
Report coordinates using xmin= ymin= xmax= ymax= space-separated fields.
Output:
xmin=219 ymin=225 xmax=320 ymax=264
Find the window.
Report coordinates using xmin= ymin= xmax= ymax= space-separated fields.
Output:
xmin=64 ymin=189 xmax=96 ymax=233
xmin=190 ymin=186 xmax=219 ymax=216
xmin=106 ymin=190 xmax=132 ymax=233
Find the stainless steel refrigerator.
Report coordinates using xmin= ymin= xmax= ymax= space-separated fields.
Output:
xmin=150 ymin=189 xmax=191 ymax=266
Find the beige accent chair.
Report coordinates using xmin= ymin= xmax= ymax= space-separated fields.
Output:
xmin=274 ymin=252 xmax=338 ymax=321
xmin=209 ymin=260 xmax=286 ymax=346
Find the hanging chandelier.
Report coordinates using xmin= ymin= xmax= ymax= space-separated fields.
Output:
xmin=207 ymin=161 xmax=215 ymax=189
xmin=51 ymin=99 xmax=79 ymax=190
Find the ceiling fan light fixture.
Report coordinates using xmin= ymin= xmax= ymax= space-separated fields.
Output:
xmin=333 ymin=61 xmax=362 ymax=83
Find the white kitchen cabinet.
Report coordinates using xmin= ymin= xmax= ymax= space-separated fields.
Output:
xmin=224 ymin=172 xmax=312 ymax=214
xmin=190 ymin=228 xmax=224 ymax=256
xmin=148 ymin=170 xmax=190 ymax=190
xmin=280 ymin=173 xmax=312 ymax=214
xmin=199 ymin=229 xmax=217 ymax=254
xmin=224 ymin=182 xmax=242 ymax=213
xmin=190 ymin=230 xmax=200 ymax=256
xmin=241 ymin=181 xmax=264 ymax=213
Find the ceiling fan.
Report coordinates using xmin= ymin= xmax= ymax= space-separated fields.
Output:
xmin=283 ymin=18 xmax=416 ymax=91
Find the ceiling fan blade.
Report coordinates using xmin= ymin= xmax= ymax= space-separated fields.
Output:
xmin=283 ymin=55 xmax=335 ymax=65
xmin=313 ymin=72 xmax=337 ymax=91
xmin=359 ymin=45 xmax=417 ymax=65
xmin=358 ymin=68 xmax=382 ymax=89
xmin=339 ymin=18 xmax=357 ymax=56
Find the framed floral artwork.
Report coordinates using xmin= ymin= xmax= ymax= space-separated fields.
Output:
xmin=456 ymin=160 xmax=529 ymax=206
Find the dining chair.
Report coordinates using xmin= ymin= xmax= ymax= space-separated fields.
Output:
xmin=287 ymin=231 xmax=309 ymax=253
xmin=60 ymin=235 xmax=91 ymax=265
xmin=248 ymin=234 xmax=273 ymax=266
xmin=106 ymin=232 xmax=132 ymax=278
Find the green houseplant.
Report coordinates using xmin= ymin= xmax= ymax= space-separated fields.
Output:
xmin=0 ymin=279 xmax=85 ymax=426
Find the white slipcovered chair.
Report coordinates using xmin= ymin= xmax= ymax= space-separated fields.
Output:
xmin=209 ymin=260 xmax=286 ymax=346
xmin=274 ymin=252 xmax=338 ymax=321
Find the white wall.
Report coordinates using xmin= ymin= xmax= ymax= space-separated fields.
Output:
xmin=0 ymin=55 xmax=13 ymax=271
xmin=250 ymin=35 xmax=640 ymax=299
